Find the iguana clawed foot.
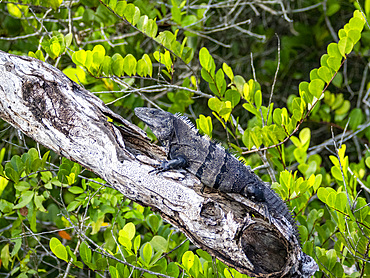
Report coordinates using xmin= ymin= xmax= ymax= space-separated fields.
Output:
xmin=149 ymin=156 xmax=187 ymax=175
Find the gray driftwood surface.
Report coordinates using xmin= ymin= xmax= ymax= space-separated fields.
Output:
xmin=0 ymin=50 xmax=318 ymax=278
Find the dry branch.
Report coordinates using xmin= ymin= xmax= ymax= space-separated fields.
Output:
xmin=0 ymin=51 xmax=318 ymax=278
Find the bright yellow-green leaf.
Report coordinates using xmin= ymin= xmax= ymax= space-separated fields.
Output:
xmin=338 ymin=37 xmax=354 ymax=57
xmin=49 ymin=0 xmax=63 ymax=10
xmin=120 ymin=222 xmax=136 ymax=240
xmin=141 ymin=243 xmax=153 ymax=265
xmin=334 ymin=100 xmax=350 ymax=115
xmin=199 ymin=47 xmax=212 ymax=72
xmin=0 ymin=176 xmax=9 ymax=196
xmin=348 ymin=16 xmax=365 ymax=31
xmin=1 ymin=244 xmax=10 ymax=269
xmin=327 ymin=43 xmax=341 ymax=58
xmin=317 ymin=66 xmax=332 ymax=84
xmin=50 ymin=42 xmax=61 ymax=59
xmin=50 ymin=238 xmax=68 ymax=262
xmin=347 ymin=29 xmax=361 ymax=44
xmin=182 ymin=251 xmax=195 ymax=271
xmin=308 ymin=79 xmax=325 ymax=98
xmin=115 ymin=1 xmax=127 ymax=17
xmin=72 ymin=50 xmax=87 ymax=66
xmin=7 ymin=3 xmax=27 ymax=18
xmin=222 ymin=63 xmax=234 ymax=81
xmin=327 ymin=56 xmax=341 ymax=71
xmin=111 ymin=53 xmax=124 ymax=76
xmin=254 ymin=90 xmax=262 ymax=109
xmin=118 ymin=235 xmax=132 ymax=250
xmin=196 ymin=114 xmax=213 ymax=137
xmin=208 ymin=97 xmax=222 ymax=113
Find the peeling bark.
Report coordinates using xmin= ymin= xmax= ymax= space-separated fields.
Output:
xmin=0 ymin=50 xmax=318 ymax=277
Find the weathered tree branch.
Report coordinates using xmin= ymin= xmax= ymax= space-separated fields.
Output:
xmin=0 ymin=51 xmax=318 ymax=277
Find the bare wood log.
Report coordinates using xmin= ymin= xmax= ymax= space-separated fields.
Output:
xmin=0 ymin=50 xmax=318 ymax=277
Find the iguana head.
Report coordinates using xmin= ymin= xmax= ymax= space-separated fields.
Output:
xmin=134 ymin=107 xmax=174 ymax=142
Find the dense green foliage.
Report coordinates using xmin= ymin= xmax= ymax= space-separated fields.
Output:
xmin=0 ymin=0 xmax=370 ymax=277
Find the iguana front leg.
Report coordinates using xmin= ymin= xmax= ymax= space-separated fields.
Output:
xmin=149 ymin=155 xmax=187 ymax=174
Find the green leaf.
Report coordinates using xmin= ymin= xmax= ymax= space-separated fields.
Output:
xmin=199 ymin=47 xmax=214 ymax=72
xmin=182 ymin=251 xmax=194 ymax=271
xmin=215 ymin=68 xmax=226 ymax=96
xmin=317 ymin=66 xmax=332 ymax=84
xmin=120 ymin=222 xmax=136 ymax=240
xmin=222 ymin=63 xmax=234 ymax=81
xmin=338 ymin=37 xmax=354 ymax=57
xmin=7 ymin=4 xmax=23 ymax=18
xmin=66 ymin=200 xmax=81 ymax=212
xmin=349 ymin=108 xmax=363 ymax=130
xmin=335 ymin=192 xmax=347 ymax=213
xmin=308 ymin=79 xmax=325 ymax=98
xmin=72 ymin=50 xmax=87 ymax=66
xmin=309 ymin=69 xmax=319 ymax=81
xmin=348 ymin=16 xmax=365 ymax=31
xmin=13 ymin=191 xmax=34 ymax=209
xmin=50 ymin=238 xmax=68 ymax=262
xmin=109 ymin=266 xmax=119 ymax=278
xmin=162 ymin=50 xmax=172 ymax=72
xmin=65 ymin=33 xmax=73 ymax=48
xmin=251 ymin=126 xmax=262 ymax=148
xmin=111 ymin=53 xmax=124 ymax=77
xmin=334 ymin=100 xmax=350 ymax=115
xmin=326 ymin=249 xmax=337 ymax=270
xmin=150 ymin=235 xmax=168 ymax=253
xmin=199 ymin=47 xmax=210 ymax=70
xmin=348 ymin=29 xmax=361 ymax=44
xmin=196 ymin=115 xmax=213 ymax=137
xmin=5 ymin=167 xmax=19 ymax=183
xmin=242 ymin=129 xmax=254 ymax=150
xmin=233 ymin=75 xmax=246 ymax=94
xmin=92 ymin=45 xmax=106 ymax=65
xmin=327 ymin=43 xmax=341 ymax=58
xmin=141 ymin=243 xmax=153 ymax=265
xmin=80 ymin=242 xmax=92 ymax=264
xmin=294 ymin=148 xmax=307 ymax=164
xmin=34 ymin=194 xmax=46 ymax=212
xmin=119 ymin=235 xmax=132 ymax=250
xmin=0 ymin=176 xmax=9 ymax=196
xmin=208 ymin=97 xmax=222 ymax=113
xmin=331 ymin=165 xmax=343 ymax=181
xmin=49 ymin=0 xmax=63 ymax=10
xmin=124 ymin=4 xmax=137 ymax=24
xmin=147 ymin=214 xmax=161 ymax=233
xmin=11 ymin=155 xmax=25 ymax=174
xmin=134 ymin=235 xmax=141 ymax=255
xmin=167 ymin=262 xmax=180 ymax=277
xmin=1 ymin=244 xmax=10 ymax=269
xmin=116 ymin=1 xmax=127 ymax=17
xmin=0 ymin=148 xmax=5 ymax=165
xmin=366 ymin=157 xmax=370 ymax=169
xmin=299 ymin=127 xmax=311 ymax=150
xmin=254 ymin=90 xmax=262 ymax=109
xmin=327 ymin=56 xmax=341 ymax=71
xmin=225 ymin=89 xmax=240 ymax=108
xmin=317 ymin=187 xmax=329 ymax=203
xmin=171 ymin=0 xmax=182 ymax=23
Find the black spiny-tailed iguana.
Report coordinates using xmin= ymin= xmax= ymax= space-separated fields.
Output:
xmin=135 ymin=107 xmax=300 ymax=241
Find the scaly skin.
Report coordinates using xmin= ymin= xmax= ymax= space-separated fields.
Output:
xmin=135 ymin=107 xmax=300 ymax=242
